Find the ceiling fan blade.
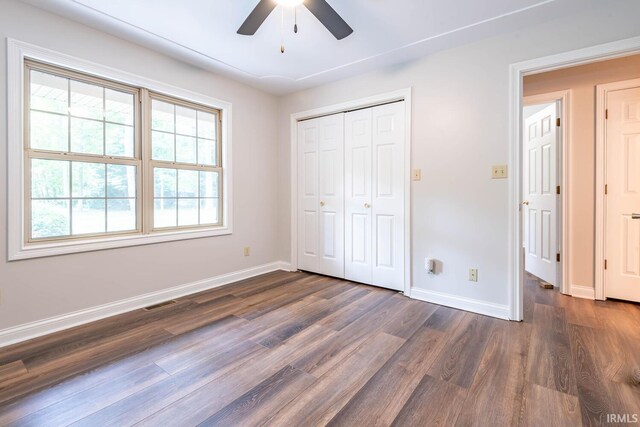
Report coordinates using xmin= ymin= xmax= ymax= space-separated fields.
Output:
xmin=304 ymin=0 xmax=353 ymax=40
xmin=237 ymin=0 xmax=277 ymax=35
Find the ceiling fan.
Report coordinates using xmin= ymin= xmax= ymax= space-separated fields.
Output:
xmin=237 ymin=0 xmax=353 ymax=41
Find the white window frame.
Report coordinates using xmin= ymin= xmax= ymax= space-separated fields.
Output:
xmin=7 ymin=39 xmax=233 ymax=261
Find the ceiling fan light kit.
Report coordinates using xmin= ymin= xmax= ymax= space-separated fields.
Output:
xmin=275 ymin=0 xmax=305 ymax=6
xmin=237 ymin=0 xmax=353 ymax=54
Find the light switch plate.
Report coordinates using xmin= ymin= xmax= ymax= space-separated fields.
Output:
xmin=492 ymin=165 xmax=508 ymax=179
xmin=412 ymin=169 xmax=422 ymax=181
xmin=243 ymin=247 xmax=250 ymax=256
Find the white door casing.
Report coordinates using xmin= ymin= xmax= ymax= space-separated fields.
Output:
xmin=297 ymin=113 xmax=345 ymax=277
xmin=371 ymin=102 xmax=405 ymax=290
xmin=523 ymin=103 xmax=558 ymax=285
xmin=345 ymin=108 xmax=373 ymax=284
xmin=605 ymin=86 xmax=640 ymax=302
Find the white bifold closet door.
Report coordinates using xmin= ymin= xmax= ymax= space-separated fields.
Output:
xmin=297 ymin=113 xmax=345 ymax=278
xmin=345 ymin=102 xmax=405 ymax=290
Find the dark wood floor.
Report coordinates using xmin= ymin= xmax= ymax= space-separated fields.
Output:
xmin=0 ymin=271 xmax=639 ymax=426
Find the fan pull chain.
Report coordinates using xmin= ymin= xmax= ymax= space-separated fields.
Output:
xmin=294 ymin=7 xmax=298 ymax=33
xmin=280 ymin=7 xmax=285 ymax=53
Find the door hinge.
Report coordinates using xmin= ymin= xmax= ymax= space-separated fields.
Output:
xmin=556 ymin=118 xmax=561 ymax=127
xmin=556 ymin=185 xmax=561 ymax=195
xmin=556 ymin=253 xmax=561 ymax=262
xmin=605 ymin=109 xmax=609 ymax=119
xmin=604 ymin=259 xmax=608 ymax=270
xmin=605 ymin=184 xmax=608 ymax=195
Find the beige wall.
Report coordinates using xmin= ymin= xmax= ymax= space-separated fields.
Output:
xmin=524 ymin=54 xmax=640 ymax=289
xmin=0 ymin=0 xmax=282 ymax=330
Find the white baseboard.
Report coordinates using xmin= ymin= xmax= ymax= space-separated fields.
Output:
xmin=570 ymin=284 xmax=595 ymax=300
xmin=0 ymin=261 xmax=291 ymax=348
xmin=410 ymin=288 xmax=511 ymax=320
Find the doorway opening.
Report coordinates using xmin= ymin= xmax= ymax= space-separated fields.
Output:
xmin=511 ymin=39 xmax=640 ymax=320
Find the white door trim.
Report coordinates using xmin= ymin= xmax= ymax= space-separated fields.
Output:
xmin=290 ymin=88 xmax=413 ymax=296
xmin=509 ymin=35 xmax=640 ymax=321
xmin=523 ymin=91 xmax=570 ymax=295
xmin=595 ymin=78 xmax=640 ymax=301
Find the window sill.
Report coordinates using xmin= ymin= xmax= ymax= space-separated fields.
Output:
xmin=10 ymin=227 xmax=232 ymax=261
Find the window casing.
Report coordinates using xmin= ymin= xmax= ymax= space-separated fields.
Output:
xmin=21 ymin=59 xmax=225 ymax=251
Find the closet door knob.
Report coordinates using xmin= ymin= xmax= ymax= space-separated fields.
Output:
xmin=364 ymin=203 xmax=371 ymax=209
xmin=320 ymin=201 xmax=325 ymax=207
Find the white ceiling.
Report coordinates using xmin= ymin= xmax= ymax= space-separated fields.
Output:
xmin=23 ymin=0 xmax=588 ymax=95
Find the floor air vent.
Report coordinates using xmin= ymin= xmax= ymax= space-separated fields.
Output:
xmin=144 ymin=300 xmax=178 ymax=311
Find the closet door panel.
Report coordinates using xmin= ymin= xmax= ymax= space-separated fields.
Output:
xmin=297 ymin=120 xmax=320 ymax=272
xmin=372 ymin=102 xmax=405 ymax=290
xmin=345 ymin=109 xmax=373 ymax=284
xmin=317 ymin=114 xmax=345 ymax=277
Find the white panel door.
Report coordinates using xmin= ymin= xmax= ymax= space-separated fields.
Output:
xmin=371 ymin=102 xmax=405 ymax=291
xmin=318 ymin=114 xmax=345 ymax=277
xmin=297 ymin=119 xmax=320 ymax=273
xmin=605 ymin=86 xmax=640 ymax=302
xmin=297 ymin=113 xmax=345 ymax=278
xmin=523 ymin=103 xmax=558 ymax=285
xmin=345 ymin=108 xmax=373 ymax=284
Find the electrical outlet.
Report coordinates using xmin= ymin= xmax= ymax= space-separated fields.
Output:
xmin=412 ymin=169 xmax=422 ymax=181
xmin=243 ymin=247 xmax=250 ymax=256
xmin=469 ymin=268 xmax=478 ymax=282
xmin=491 ymin=165 xmax=508 ymax=179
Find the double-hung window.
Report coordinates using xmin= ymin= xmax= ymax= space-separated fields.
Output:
xmin=150 ymin=95 xmax=221 ymax=229
xmin=11 ymin=52 xmax=229 ymax=260
xmin=27 ymin=62 xmax=142 ymax=240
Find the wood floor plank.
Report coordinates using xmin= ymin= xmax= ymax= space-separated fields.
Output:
xmin=526 ymin=303 xmax=578 ymax=396
xmin=162 ymin=295 xmax=248 ymax=335
xmin=312 ymin=279 xmax=355 ymax=300
xmin=558 ymin=296 xmax=601 ymax=329
xmin=592 ymin=304 xmax=640 ymax=385
xmin=0 ymin=299 xmax=193 ymax=368
xmin=327 ymin=325 xmax=445 ymax=426
xmin=0 ymin=361 xmax=28 ymax=385
xmin=235 ymin=275 xmax=331 ymax=320
xmin=317 ymin=288 xmax=393 ymax=331
xmin=520 ymin=383 xmax=582 ymax=427
xmin=568 ymin=324 xmax=619 ymax=426
xmin=0 ymin=319 xmax=249 ymax=424
xmin=381 ymin=298 xmax=439 ymax=339
xmin=71 ymin=339 xmax=267 ymax=427
xmin=291 ymin=294 xmax=407 ymax=378
xmin=391 ymin=374 xmax=467 ymax=427
xmin=187 ymin=271 xmax=284 ymax=304
xmin=154 ymin=317 xmax=251 ymax=374
xmin=7 ymin=364 xmax=168 ymax=427
xmin=248 ymin=287 xmax=369 ymax=348
xmin=427 ymin=313 xmax=496 ymax=389
xmin=454 ymin=321 xmax=531 ymax=427
xmin=266 ymin=332 xmax=405 ymax=426
xmin=135 ymin=324 xmax=335 ymax=426
xmin=421 ymin=304 xmax=466 ymax=333
xmin=198 ymin=365 xmax=316 ymax=427
xmin=0 ymin=326 xmax=174 ymax=406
